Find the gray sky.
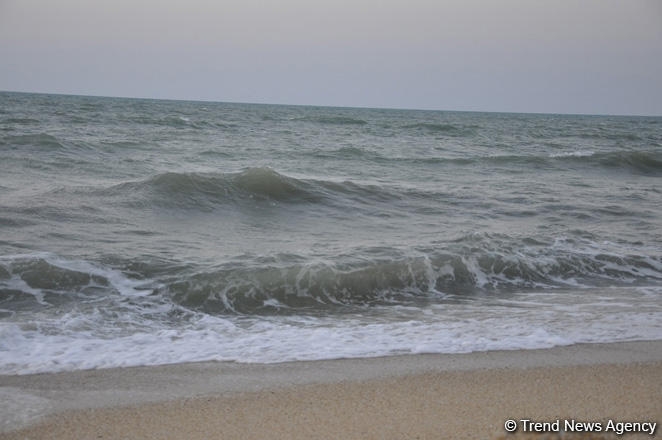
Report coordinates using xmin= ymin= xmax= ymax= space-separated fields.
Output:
xmin=1 ymin=0 xmax=661 ymax=115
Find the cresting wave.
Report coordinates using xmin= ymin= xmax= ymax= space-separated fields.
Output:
xmin=111 ymin=167 xmax=322 ymax=208
xmin=104 ymin=167 xmax=417 ymax=210
xmin=3 ymin=249 xmax=662 ymax=375
xmin=100 ymin=151 xmax=662 ymax=210
xmin=0 ymin=253 xmax=152 ymax=309
xmin=161 ymin=239 xmax=662 ymax=314
xmin=2 ymin=237 xmax=661 ymax=316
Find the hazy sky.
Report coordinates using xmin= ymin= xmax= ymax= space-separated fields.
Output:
xmin=1 ymin=0 xmax=661 ymax=115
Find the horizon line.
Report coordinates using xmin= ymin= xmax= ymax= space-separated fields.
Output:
xmin=2 ymin=88 xmax=660 ymax=119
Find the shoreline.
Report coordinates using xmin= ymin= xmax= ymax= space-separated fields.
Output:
xmin=1 ymin=340 xmax=661 ymax=439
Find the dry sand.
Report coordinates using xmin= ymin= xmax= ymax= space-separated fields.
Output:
xmin=1 ymin=341 xmax=661 ymax=439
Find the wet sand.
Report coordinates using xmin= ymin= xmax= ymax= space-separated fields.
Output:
xmin=1 ymin=341 xmax=661 ymax=439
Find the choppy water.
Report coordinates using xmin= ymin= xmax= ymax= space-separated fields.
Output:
xmin=1 ymin=91 xmax=661 ymax=374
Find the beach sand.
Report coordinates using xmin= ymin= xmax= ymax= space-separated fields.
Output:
xmin=1 ymin=341 xmax=661 ymax=439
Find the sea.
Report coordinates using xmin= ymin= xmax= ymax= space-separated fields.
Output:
xmin=1 ymin=91 xmax=661 ymax=375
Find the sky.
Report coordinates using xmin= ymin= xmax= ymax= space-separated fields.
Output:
xmin=1 ymin=0 xmax=661 ymax=115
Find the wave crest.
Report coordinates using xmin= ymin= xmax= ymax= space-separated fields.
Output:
xmin=233 ymin=167 xmax=314 ymax=200
xmin=111 ymin=167 xmax=321 ymax=208
xmin=3 ymin=235 xmax=661 ymax=317
xmin=596 ymin=151 xmax=662 ymax=174
xmin=161 ymin=239 xmax=662 ymax=314
xmin=0 ymin=133 xmax=66 ymax=151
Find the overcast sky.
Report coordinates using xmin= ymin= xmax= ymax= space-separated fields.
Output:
xmin=1 ymin=0 xmax=661 ymax=115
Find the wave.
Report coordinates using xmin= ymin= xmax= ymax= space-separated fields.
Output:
xmin=300 ymin=142 xmax=662 ymax=175
xmin=294 ymin=115 xmax=368 ymax=125
xmin=1 ymin=117 xmax=40 ymax=125
xmin=6 ymin=236 xmax=662 ymax=315
xmin=545 ymin=150 xmax=662 ymax=175
xmin=2 ymin=237 xmax=661 ymax=316
xmin=401 ymin=123 xmax=477 ymax=136
xmin=104 ymin=167 xmax=415 ymax=209
xmin=3 ymin=251 xmax=662 ymax=375
xmin=311 ymin=146 xmax=383 ymax=161
xmin=161 ymin=238 xmax=662 ymax=314
xmin=0 ymin=133 xmax=103 ymax=157
xmin=0 ymin=254 xmax=152 ymax=308
xmin=0 ymin=133 xmax=66 ymax=151
xmin=109 ymin=167 xmax=324 ymax=209
xmin=394 ymin=150 xmax=662 ymax=175
xmin=120 ymin=114 xmax=218 ymax=130
xmin=595 ymin=150 xmax=662 ymax=175
xmin=548 ymin=151 xmax=595 ymax=158
xmin=97 ymin=148 xmax=662 ymax=212
xmin=573 ymin=131 xmax=643 ymax=142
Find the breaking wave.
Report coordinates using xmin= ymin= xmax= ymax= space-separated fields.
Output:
xmin=162 ymin=238 xmax=662 ymax=314
xmin=5 ymin=234 xmax=658 ymax=316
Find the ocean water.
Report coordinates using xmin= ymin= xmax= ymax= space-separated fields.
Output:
xmin=1 ymin=91 xmax=661 ymax=374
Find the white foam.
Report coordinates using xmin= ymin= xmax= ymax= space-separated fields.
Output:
xmin=0 ymin=252 xmax=154 ymax=298
xmin=2 ymin=275 xmax=47 ymax=304
xmin=1 ymin=286 xmax=661 ymax=375
xmin=1 ymin=248 xmax=662 ymax=375
xmin=549 ymin=151 xmax=595 ymax=158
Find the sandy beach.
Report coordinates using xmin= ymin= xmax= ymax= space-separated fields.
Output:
xmin=1 ymin=341 xmax=661 ymax=440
